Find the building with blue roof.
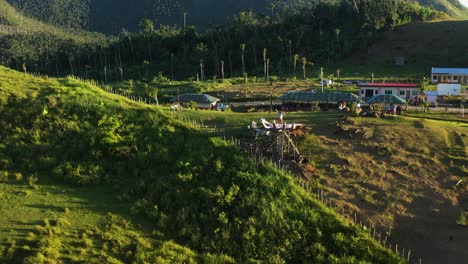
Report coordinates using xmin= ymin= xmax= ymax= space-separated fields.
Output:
xmin=431 ymin=67 xmax=468 ymax=84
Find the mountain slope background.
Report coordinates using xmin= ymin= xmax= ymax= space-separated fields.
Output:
xmin=5 ymin=0 xmax=468 ymax=34
xmin=418 ymin=0 xmax=467 ymax=17
xmin=346 ymin=19 xmax=468 ymax=67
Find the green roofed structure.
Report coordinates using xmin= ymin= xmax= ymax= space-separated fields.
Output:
xmin=279 ymin=92 xmax=363 ymax=103
xmin=171 ymin=93 xmax=220 ymax=109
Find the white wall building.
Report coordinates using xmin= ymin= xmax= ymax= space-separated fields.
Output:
xmin=437 ymin=84 xmax=461 ymax=96
xmin=431 ymin=67 xmax=468 ymax=84
xmin=357 ymin=83 xmax=419 ymax=99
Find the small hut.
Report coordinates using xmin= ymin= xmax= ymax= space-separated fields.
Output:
xmin=171 ymin=93 xmax=220 ymax=109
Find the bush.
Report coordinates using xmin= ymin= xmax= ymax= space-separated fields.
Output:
xmin=53 ymin=162 xmax=102 ymax=186
xmin=27 ymin=175 xmax=38 ymax=186
xmin=457 ymin=212 xmax=467 ymax=227
xmin=0 ymin=170 xmax=8 ymax=181
xmin=187 ymin=101 xmax=197 ymax=109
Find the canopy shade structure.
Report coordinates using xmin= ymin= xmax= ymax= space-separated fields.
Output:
xmin=367 ymin=94 xmax=406 ymax=104
xmin=171 ymin=93 xmax=220 ymax=104
xmin=279 ymin=92 xmax=363 ymax=103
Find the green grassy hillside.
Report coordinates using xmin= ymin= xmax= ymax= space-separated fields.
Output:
xmin=0 ymin=0 xmax=104 ymax=42
xmin=176 ymin=107 xmax=468 ymax=264
xmin=0 ymin=66 xmax=404 ymax=263
xmin=417 ymin=0 xmax=468 ymax=18
xmin=0 ymin=0 xmax=108 ymax=79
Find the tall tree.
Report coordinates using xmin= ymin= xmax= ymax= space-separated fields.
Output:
xmin=139 ymin=18 xmax=154 ymax=62
xmin=220 ymin=60 xmax=225 ymax=80
xmin=240 ymin=43 xmax=246 ymax=75
xmin=263 ymin=48 xmax=267 ymax=80
xmin=302 ymin=57 xmax=307 ymax=80
xmin=293 ymin=54 xmax=299 ymax=77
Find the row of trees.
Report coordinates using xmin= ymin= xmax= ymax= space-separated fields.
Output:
xmin=0 ymin=0 xmax=446 ymax=82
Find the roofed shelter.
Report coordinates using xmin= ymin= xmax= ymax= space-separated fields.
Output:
xmin=171 ymin=93 xmax=220 ymax=109
xmin=357 ymin=83 xmax=419 ymax=99
xmin=431 ymin=67 xmax=468 ymax=84
xmin=279 ymin=92 xmax=362 ymax=103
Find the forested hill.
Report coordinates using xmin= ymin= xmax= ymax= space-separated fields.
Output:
xmin=418 ymin=0 xmax=467 ymax=17
xmin=0 ymin=0 xmax=450 ymax=80
xmin=6 ymin=0 xmax=271 ymax=33
xmin=5 ymin=0 xmax=467 ymax=34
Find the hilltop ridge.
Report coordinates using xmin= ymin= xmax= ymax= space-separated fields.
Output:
xmin=3 ymin=0 xmax=467 ymax=34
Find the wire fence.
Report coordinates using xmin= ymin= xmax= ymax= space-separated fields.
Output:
xmin=166 ymin=118 xmax=422 ymax=264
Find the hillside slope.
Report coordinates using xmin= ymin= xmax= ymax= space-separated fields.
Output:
xmin=0 ymin=0 xmax=104 ymax=41
xmin=417 ymin=0 xmax=468 ymax=17
xmin=5 ymin=0 xmax=465 ymax=34
xmin=346 ymin=20 xmax=468 ymax=67
xmin=0 ymin=66 xmax=404 ymax=263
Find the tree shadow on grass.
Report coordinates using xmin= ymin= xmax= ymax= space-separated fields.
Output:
xmin=390 ymin=193 xmax=468 ymax=264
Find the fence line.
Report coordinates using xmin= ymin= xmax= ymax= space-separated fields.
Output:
xmin=21 ymin=71 xmax=429 ymax=262
xmin=212 ymin=132 xmax=420 ymax=264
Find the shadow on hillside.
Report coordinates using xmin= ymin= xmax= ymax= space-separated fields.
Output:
xmin=347 ymin=20 xmax=468 ymax=67
xmin=390 ymin=193 xmax=468 ymax=264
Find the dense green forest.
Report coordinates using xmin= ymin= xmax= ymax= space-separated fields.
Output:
xmin=0 ymin=0 xmax=447 ymax=83
xmin=6 ymin=0 xmax=467 ymax=33
xmin=0 ymin=66 xmax=406 ymax=263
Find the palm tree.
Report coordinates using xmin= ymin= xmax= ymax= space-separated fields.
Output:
xmin=293 ymin=54 xmax=299 ymax=77
xmin=200 ymin=59 xmax=205 ymax=81
xmin=220 ymin=60 xmax=225 ymax=80
xmin=263 ymin=48 xmax=267 ymax=80
xmin=302 ymin=57 xmax=307 ymax=79
xmin=170 ymin=53 xmax=175 ymax=81
xmin=139 ymin=18 xmax=154 ymax=63
xmin=240 ymin=43 xmax=246 ymax=75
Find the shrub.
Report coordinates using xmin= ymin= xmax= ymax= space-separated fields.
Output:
xmin=187 ymin=101 xmax=197 ymax=109
xmin=13 ymin=172 xmax=22 ymax=181
xmin=82 ymin=236 xmax=94 ymax=248
xmin=27 ymin=175 xmax=38 ymax=186
xmin=0 ymin=170 xmax=8 ymax=181
xmin=457 ymin=212 xmax=467 ymax=226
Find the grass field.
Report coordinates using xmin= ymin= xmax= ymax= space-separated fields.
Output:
xmin=0 ymin=180 xmax=158 ymax=262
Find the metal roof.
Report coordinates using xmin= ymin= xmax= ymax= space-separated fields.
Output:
xmin=171 ymin=93 xmax=220 ymax=103
xmin=279 ymin=92 xmax=363 ymax=103
xmin=358 ymin=83 xmax=418 ymax=88
xmin=432 ymin=67 xmax=468 ymax=75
